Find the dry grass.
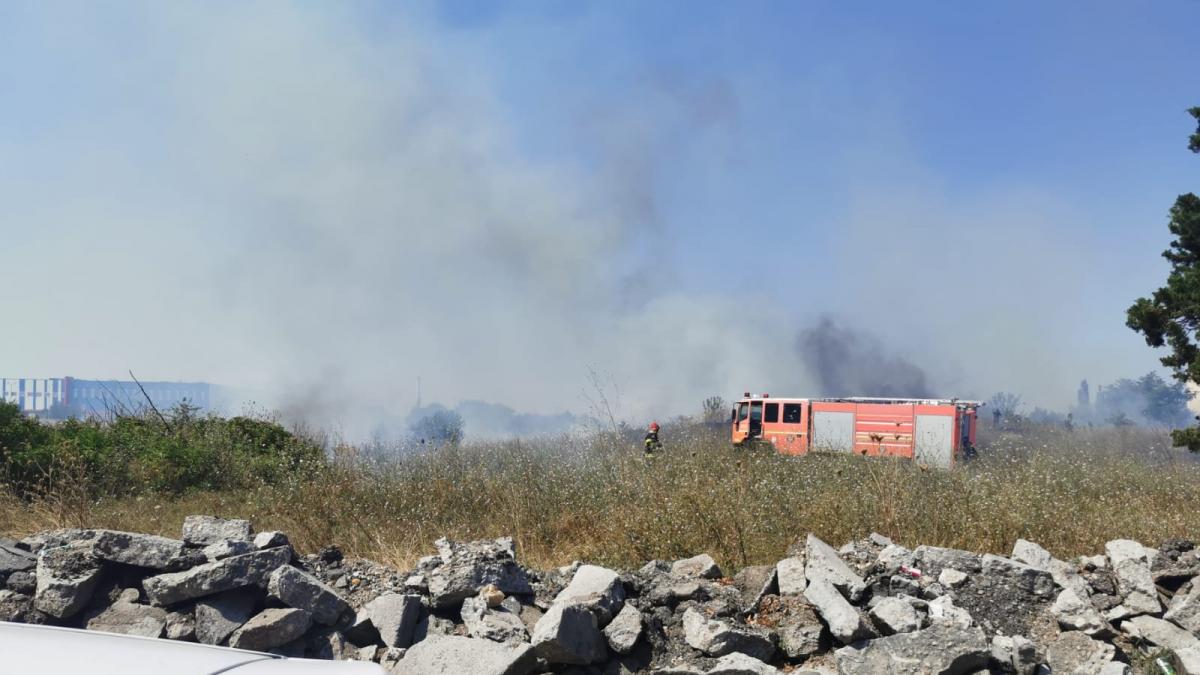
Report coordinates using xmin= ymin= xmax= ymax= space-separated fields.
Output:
xmin=3 ymin=424 xmax=1198 ymax=573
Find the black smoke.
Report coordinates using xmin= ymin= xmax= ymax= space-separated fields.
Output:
xmin=797 ymin=317 xmax=934 ymax=398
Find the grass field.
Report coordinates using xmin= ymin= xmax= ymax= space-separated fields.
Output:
xmin=3 ymin=420 xmax=1198 ymax=573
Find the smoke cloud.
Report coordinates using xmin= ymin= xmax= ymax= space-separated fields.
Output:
xmin=0 ymin=3 xmax=1170 ymax=438
xmin=797 ymin=318 xmax=933 ymax=398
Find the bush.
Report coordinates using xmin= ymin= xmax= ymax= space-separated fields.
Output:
xmin=0 ymin=402 xmax=323 ymax=497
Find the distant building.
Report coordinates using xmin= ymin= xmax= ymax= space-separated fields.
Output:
xmin=0 ymin=377 xmax=213 ymax=419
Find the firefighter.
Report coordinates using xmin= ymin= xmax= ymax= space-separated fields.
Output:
xmin=644 ymin=421 xmax=663 ymax=456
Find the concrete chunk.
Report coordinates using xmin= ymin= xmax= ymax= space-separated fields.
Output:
xmin=531 ymin=603 xmax=608 ymax=665
xmin=253 ymin=531 xmax=289 ymax=549
xmin=835 ymin=623 xmax=989 ymax=675
xmin=938 ymin=568 xmax=968 ymax=589
xmin=195 ymin=590 xmax=257 ymax=645
xmin=1166 ymin=580 xmax=1200 ymax=634
xmin=427 ymin=537 xmax=532 ymax=609
xmin=182 ymin=516 xmax=252 ymax=546
xmin=462 ymin=596 xmax=529 ymax=643
xmin=911 ymin=545 xmax=981 ymax=578
xmin=392 ymin=634 xmax=537 ymax=675
xmin=267 ymin=565 xmax=350 ymax=625
xmin=1052 ymin=587 xmax=1107 ymax=635
xmin=672 ymin=554 xmax=722 ymax=580
xmin=1106 ymin=539 xmax=1161 ymax=616
xmin=94 ymin=531 xmax=186 ymax=570
xmin=603 ymin=603 xmax=642 ymax=655
xmin=706 ymin=652 xmax=780 ymax=675
xmin=1122 ymin=615 xmax=1200 ymax=652
xmin=0 ymin=539 xmax=37 ymax=575
xmin=804 ymin=534 xmax=865 ymax=601
xmin=362 ymin=592 xmax=421 ymax=648
xmin=733 ymin=565 xmax=778 ymax=614
xmin=552 ymin=564 xmax=626 ymax=624
xmin=1011 ymin=538 xmax=1054 ymax=570
xmin=870 ymin=596 xmax=922 ymax=635
xmin=1176 ymin=647 xmax=1200 ymax=675
xmin=85 ymin=600 xmax=168 ymax=638
xmin=803 ymin=579 xmax=874 ymax=645
xmin=227 ymin=607 xmax=312 ymax=652
xmin=203 ymin=539 xmax=255 ymax=561
xmin=776 ymin=557 xmax=806 ymax=596
xmin=990 ymin=635 xmax=1041 ymax=675
xmin=981 ymin=554 xmax=1055 ymax=598
xmin=1045 ymin=631 xmax=1115 ymax=674
xmin=142 ymin=547 xmax=290 ymax=606
xmin=34 ymin=540 xmax=102 ymax=619
xmin=681 ymin=607 xmax=774 ymax=661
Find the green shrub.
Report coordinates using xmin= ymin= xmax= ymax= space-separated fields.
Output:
xmin=0 ymin=402 xmax=323 ymax=497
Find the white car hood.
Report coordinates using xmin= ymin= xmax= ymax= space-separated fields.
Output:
xmin=0 ymin=622 xmax=383 ymax=674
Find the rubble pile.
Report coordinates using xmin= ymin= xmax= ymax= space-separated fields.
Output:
xmin=3 ymin=517 xmax=1200 ymax=674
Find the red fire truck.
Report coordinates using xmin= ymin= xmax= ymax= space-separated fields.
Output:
xmin=731 ymin=393 xmax=981 ymax=468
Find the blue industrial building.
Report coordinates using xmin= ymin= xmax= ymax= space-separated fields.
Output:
xmin=0 ymin=377 xmax=213 ymax=419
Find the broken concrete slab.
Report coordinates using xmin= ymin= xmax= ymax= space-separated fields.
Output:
xmin=182 ymin=516 xmax=252 ymax=546
xmin=1105 ymin=539 xmax=1162 ymax=616
xmin=361 ymin=592 xmax=421 ymax=649
xmin=227 ymin=607 xmax=312 ymax=652
xmin=981 ymin=554 xmax=1056 ymax=598
xmin=926 ymin=595 xmax=973 ymax=629
xmin=672 ymin=554 xmax=722 ymax=580
xmin=195 ymin=590 xmax=257 ymax=645
xmin=462 ymin=596 xmax=529 ymax=643
xmin=142 ymin=546 xmax=291 ymax=606
xmin=911 ymin=545 xmax=982 ymax=579
xmin=34 ymin=539 xmax=103 ymax=619
xmin=754 ymin=594 xmax=824 ymax=660
xmin=705 ymin=652 xmax=780 ymax=675
xmin=1176 ymin=647 xmax=1200 ymax=675
xmin=603 ymin=602 xmax=642 ymax=655
xmin=253 ymin=531 xmax=289 ymax=550
xmin=1011 ymin=539 xmax=1054 ymax=571
xmin=427 ymin=537 xmax=533 ymax=609
xmin=803 ymin=579 xmax=873 ymax=644
xmin=1122 ymin=615 xmax=1200 ymax=652
xmin=935 ymin=568 xmax=965 ymax=591
xmin=733 ymin=565 xmax=777 ymax=614
xmin=1044 ymin=631 xmax=1115 ymax=674
xmin=165 ymin=607 xmax=196 ymax=641
xmin=267 ymin=565 xmax=349 ymax=626
xmin=870 ymin=595 xmax=923 ymax=635
xmin=990 ymin=634 xmax=1041 ymax=675
xmin=532 ymin=602 xmax=609 ymax=665
xmin=85 ymin=600 xmax=168 ymax=638
xmin=0 ymin=539 xmax=37 ymax=575
xmin=1166 ymin=580 xmax=1200 ymax=635
xmin=775 ymin=557 xmax=806 ymax=596
xmin=804 ymin=534 xmax=865 ymax=601
xmin=834 ymin=623 xmax=989 ymax=675
xmin=203 ymin=539 xmax=255 ymax=561
xmin=681 ymin=607 xmax=774 ymax=661
xmin=1052 ymin=587 xmax=1108 ymax=635
xmin=552 ymin=564 xmax=626 ymax=624
xmin=94 ymin=531 xmax=186 ymax=570
xmin=392 ymin=634 xmax=537 ymax=675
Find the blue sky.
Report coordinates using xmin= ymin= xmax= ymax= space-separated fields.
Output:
xmin=1 ymin=1 xmax=1197 ymax=427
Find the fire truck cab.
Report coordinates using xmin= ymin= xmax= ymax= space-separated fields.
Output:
xmin=731 ymin=393 xmax=980 ymax=468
